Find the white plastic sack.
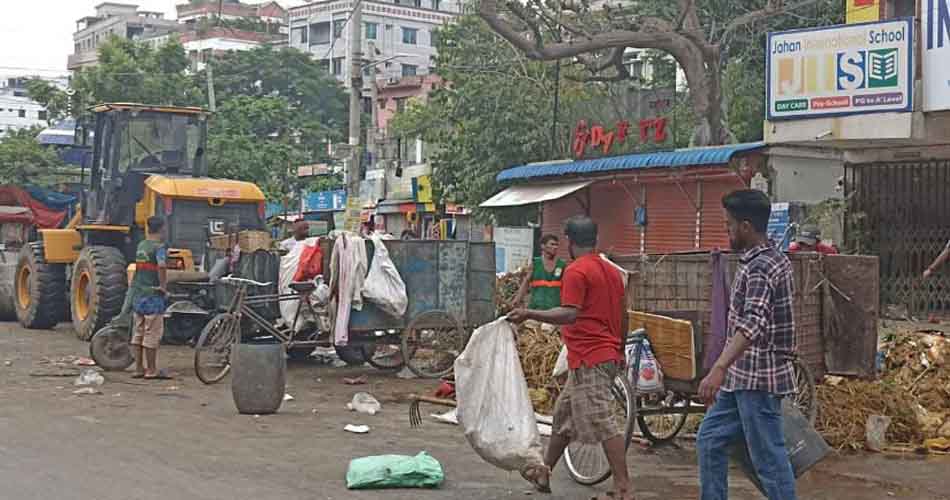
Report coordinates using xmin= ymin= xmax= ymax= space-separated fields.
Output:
xmin=361 ymin=234 xmax=408 ymax=318
xmin=552 ymin=345 xmax=568 ymax=378
xmin=455 ymin=318 xmax=544 ymax=472
xmin=626 ymin=337 xmax=664 ymax=393
xmin=278 ymin=237 xmax=320 ymax=331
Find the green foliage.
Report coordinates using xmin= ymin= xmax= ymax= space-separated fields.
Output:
xmin=390 ymin=15 xmax=580 ymax=215
xmin=0 ymin=127 xmax=66 ymax=186
xmin=25 ymin=80 xmax=71 ymax=123
xmin=25 ymin=38 xmax=348 ymax=202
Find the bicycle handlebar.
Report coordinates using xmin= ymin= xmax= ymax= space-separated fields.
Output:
xmin=220 ymin=276 xmax=272 ymax=287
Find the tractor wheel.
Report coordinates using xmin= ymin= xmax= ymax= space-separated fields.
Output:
xmin=14 ymin=242 xmax=67 ymax=329
xmin=71 ymin=246 xmax=128 ymax=341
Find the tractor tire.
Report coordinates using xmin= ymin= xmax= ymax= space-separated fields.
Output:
xmin=14 ymin=242 xmax=67 ymax=330
xmin=71 ymin=246 xmax=128 ymax=341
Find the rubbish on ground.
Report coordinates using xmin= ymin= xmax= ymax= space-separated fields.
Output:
xmin=332 ymin=359 xmax=349 ymax=368
xmin=824 ymin=375 xmax=845 ymax=386
xmin=347 ymin=392 xmax=382 ymax=415
xmin=3 ymin=360 xmax=12 ymax=367
xmin=344 ymin=424 xmax=371 ymax=434
xmin=346 ymin=452 xmax=444 ymax=489
xmin=343 ymin=376 xmax=368 ymax=385
xmin=73 ymin=357 xmax=96 ymax=366
xmin=396 ymin=367 xmax=417 ymax=379
xmin=816 ymin=330 xmax=950 ymax=451
xmin=455 ymin=318 xmax=545 ymax=472
xmin=865 ymin=415 xmax=892 ymax=452
xmin=923 ymin=437 xmax=950 ymax=453
xmin=433 ymin=380 xmax=455 ymax=399
xmin=74 ymin=369 xmax=104 ymax=387
xmin=73 ymin=387 xmax=102 ymax=395
xmin=430 ymin=408 xmax=553 ymax=437
xmin=30 ymin=370 xmax=80 ymax=377
xmin=283 ymin=393 xmax=295 ymax=401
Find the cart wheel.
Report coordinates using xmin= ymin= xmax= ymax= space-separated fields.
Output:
xmin=401 ymin=310 xmax=466 ymax=379
xmin=194 ymin=313 xmax=238 ymax=385
xmin=636 ymin=391 xmax=690 ymax=445
xmin=365 ymin=343 xmax=405 ymax=371
xmin=792 ymin=358 xmax=817 ymax=425
xmin=564 ymin=372 xmax=637 ymax=486
xmin=89 ymin=324 xmax=134 ymax=372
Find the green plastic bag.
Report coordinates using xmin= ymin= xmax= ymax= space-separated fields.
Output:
xmin=346 ymin=452 xmax=444 ymax=490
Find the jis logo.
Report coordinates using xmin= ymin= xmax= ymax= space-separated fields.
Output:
xmin=837 ymin=50 xmax=867 ymax=91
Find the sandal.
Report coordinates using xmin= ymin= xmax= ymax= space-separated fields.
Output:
xmin=144 ymin=369 xmax=175 ymax=380
xmin=131 ymin=373 xmax=145 ymax=379
xmin=520 ymin=464 xmax=551 ymax=494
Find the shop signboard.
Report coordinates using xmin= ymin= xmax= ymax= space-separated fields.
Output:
xmin=304 ymin=189 xmax=346 ymax=212
xmin=846 ymin=0 xmax=879 ymax=24
xmin=494 ymin=226 xmax=534 ymax=274
xmin=923 ymin=0 xmax=950 ymax=111
xmin=767 ymin=19 xmax=914 ymax=120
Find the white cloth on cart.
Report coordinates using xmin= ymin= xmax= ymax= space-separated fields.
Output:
xmin=361 ymin=233 xmax=408 ymax=318
xmin=330 ymin=232 xmax=367 ymax=346
xmin=278 ymin=237 xmax=320 ymax=332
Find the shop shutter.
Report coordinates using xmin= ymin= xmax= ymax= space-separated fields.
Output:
xmin=699 ymin=178 xmax=745 ymax=250
xmin=541 ymin=192 xmax=587 ymax=260
xmin=590 ymin=181 xmax=640 ymax=257
xmin=644 ymin=181 xmax=699 ymax=254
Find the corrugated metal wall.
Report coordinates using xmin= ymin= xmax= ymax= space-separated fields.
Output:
xmin=540 ymin=174 xmax=742 ymax=258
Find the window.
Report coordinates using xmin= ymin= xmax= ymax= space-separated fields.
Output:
xmin=291 ymin=26 xmax=308 ymax=45
xmin=413 ymin=0 xmax=422 ymax=6
xmin=430 ymin=29 xmax=441 ymax=47
xmin=310 ymin=22 xmax=331 ymax=45
xmin=401 ymin=64 xmax=417 ymax=77
xmin=332 ymin=57 xmax=344 ymax=76
xmin=432 ymin=0 xmax=441 ymax=9
xmin=402 ymin=27 xmax=418 ymax=45
xmin=38 ymin=110 xmax=48 ymax=121
xmin=333 ymin=19 xmax=347 ymax=39
xmin=395 ymin=97 xmax=408 ymax=113
xmin=318 ymin=59 xmax=331 ymax=73
xmin=364 ymin=22 xmax=378 ymax=40
xmin=18 ymin=109 xmax=25 ymax=118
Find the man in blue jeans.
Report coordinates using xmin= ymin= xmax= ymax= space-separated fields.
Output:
xmin=697 ymin=190 xmax=797 ymax=500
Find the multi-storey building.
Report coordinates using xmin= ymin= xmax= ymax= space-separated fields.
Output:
xmin=68 ymin=3 xmax=183 ymax=70
xmin=0 ymin=75 xmax=69 ymax=136
xmin=287 ymin=0 xmax=460 ymax=86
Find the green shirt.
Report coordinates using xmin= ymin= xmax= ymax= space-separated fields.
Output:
xmin=528 ymin=256 xmax=566 ymax=310
xmin=129 ymin=239 xmax=167 ymax=302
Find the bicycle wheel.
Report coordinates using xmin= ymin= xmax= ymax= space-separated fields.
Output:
xmin=792 ymin=358 xmax=817 ymax=425
xmin=194 ymin=313 xmax=238 ymax=385
xmin=564 ymin=373 xmax=637 ymax=486
xmin=401 ymin=310 xmax=466 ymax=379
xmin=637 ymin=391 xmax=690 ymax=445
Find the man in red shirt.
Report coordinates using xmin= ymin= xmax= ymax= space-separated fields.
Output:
xmin=787 ymin=226 xmax=837 ymax=255
xmin=509 ymin=215 xmax=632 ymax=500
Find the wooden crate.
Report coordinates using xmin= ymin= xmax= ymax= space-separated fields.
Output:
xmin=629 ymin=311 xmax=698 ymax=381
xmin=209 ymin=231 xmax=272 ymax=253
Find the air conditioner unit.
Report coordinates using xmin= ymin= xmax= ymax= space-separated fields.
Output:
xmin=387 ymin=76 xmax=399 ymax=85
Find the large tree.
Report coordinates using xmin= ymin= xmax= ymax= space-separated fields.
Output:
xmin=390 ymin=15 xmax=592 ymax=212
xmin=478 ymin=0 xmax=842 ymax=145
xmin=0 ymin=127 xmax=66 ymax=186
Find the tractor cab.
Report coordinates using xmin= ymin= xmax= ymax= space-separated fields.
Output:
xmin=83 ymin=103 xmax=209 ymax=228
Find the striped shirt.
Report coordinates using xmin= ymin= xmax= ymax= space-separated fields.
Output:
xmin=722 ymin=243 xmax=797 ymax=396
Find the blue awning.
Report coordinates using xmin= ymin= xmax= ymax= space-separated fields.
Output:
xmin=496 ymin=142 xmax=766 ymax=182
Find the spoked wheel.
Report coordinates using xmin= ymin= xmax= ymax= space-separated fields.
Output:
xmin=564 ymin=373 xmax=636 ymax=486
xmin=637 ymin=391 xmax=690 ymax=445
xmin=401 ymin=310 xmax=466 ymax=379
xmin=194 ymin=313 xmax=238 ymax=385
xmin=792 ymin=357 xmax=817 ymax=425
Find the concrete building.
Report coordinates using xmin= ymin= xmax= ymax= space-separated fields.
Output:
xmin=0 ymin=75 xmax=69 ymax=137
xmin=177 ymin=0 xmax=288 ymax=26
xmin=287 ymin=0 xmax=460 ymax=85
xmin=178 ymin=27 xmax=286 ymax=70
xmin=68 ymin=3 xmax=183 ymax=70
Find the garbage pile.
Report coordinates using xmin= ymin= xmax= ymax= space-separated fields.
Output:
xmin=495 ymin=268 xmax=527 ymax=316
xmin=816 ymin=330 xmax=950 ymax=452
xmin=516 ymin=322 xmax=563 ymax=415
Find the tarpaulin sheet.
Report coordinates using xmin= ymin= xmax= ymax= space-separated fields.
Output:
xmin=0 ymin=186 xmax=70 ymax=228
xmin=24 ymin=186 xmax=77 ymax=212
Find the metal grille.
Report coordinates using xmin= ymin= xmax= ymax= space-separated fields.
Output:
xmin=845 ymin=160 xmax=950 ymax=314
xmin=168 ymin=199 xmax=263 ymax=264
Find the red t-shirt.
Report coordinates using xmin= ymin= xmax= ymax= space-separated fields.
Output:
xmin=788 ymin=241 xmax=838 ymax=255
xmin=560 ymin=254 xmax=625 ymax=369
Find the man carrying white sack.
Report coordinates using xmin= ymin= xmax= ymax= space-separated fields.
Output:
xmin=509 ymin=215 xmax=633 ymax=500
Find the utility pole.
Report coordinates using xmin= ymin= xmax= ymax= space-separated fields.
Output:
xmin=345 ymin=1 xmax=364 ymax=231
xmin=206 ymin=60 xmax=216 ymax=112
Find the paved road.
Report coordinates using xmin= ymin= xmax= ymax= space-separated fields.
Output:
xmin=1 ymin=322 xmax=947 ymax=500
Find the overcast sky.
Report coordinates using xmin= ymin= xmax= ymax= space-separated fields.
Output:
xmin=0 ymin=1 xmax=309 ymax=76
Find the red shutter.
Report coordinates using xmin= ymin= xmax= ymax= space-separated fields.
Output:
xmin=590 ymin=181 xmax=640 ymax=257
xmin=542 ymin=193 xmax=586 ymax=261
xmin=699 ymin=177 xmax=745 ymax=251
xmin=644 ymin=181 xmax=698 ymax=254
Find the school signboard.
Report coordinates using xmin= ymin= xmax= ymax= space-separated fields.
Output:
xmin=767 ymin=19 xmax=914 ymax=120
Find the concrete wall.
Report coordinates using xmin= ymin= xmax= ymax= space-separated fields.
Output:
xmin=768 ymin=148 xmax=845 ymax=204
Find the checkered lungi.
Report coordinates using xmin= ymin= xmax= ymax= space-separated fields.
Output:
xmin=552 ymin=361 xmax=625 ymax=444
